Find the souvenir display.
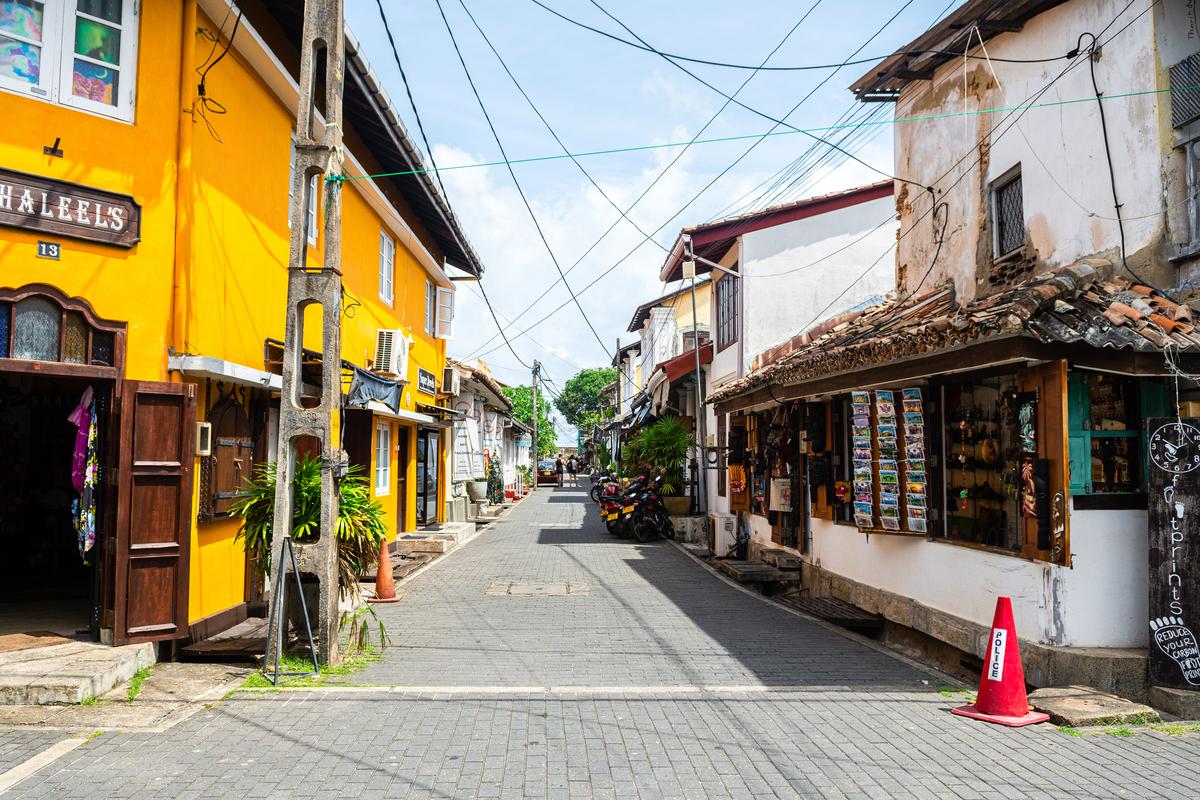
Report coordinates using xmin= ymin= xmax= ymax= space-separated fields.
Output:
xmin=901 ymin=388 xmax=927 ymax=531
xmin=851 ymin=392 xmax=874 ymax=528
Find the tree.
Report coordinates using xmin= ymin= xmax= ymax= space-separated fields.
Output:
xmin=554 ymin=367 xmax=618 ymax=436
xmin=502 ymin=385 xmax=559 ymax=460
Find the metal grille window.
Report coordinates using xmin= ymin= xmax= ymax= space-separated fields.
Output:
xmin=993 ymin=171 xmax=1024 ymax=257
xmin=715 ymin=272 xmax=739 ymax=352
xmin=1171 ymin=52 xmax=1200 ymax=129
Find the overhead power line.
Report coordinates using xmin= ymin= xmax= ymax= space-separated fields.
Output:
xmin=463 ymin=0 xmax=829 ymax=361
xmin=472 ymin=0 xmax=920 ymax=361
xmin=525 ymin=0 xmax=1071 ymax=71
xmin=332 ymin=83 xmax=1189 ymax=186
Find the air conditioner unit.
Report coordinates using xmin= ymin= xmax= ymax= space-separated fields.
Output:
xmin=443 ymin=365 xmax=461 ymax=396
xmin=707 ymin=512 xmax=736 ymax=558
xmin=373 ymin=329 xmax=409 ymax=377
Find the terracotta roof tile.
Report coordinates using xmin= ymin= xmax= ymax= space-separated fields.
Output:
xmin=708 ymin=258 xmax=1200 ymax=405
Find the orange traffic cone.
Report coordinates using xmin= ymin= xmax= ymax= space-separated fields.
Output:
xmin=367 ymin=539 xmax=400 ymax=604
xmin=951 ymin=596 xmax=1049 ymax=727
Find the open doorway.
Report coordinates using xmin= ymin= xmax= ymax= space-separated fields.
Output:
xmin=0 ymin=374 xmax=110 ymax=641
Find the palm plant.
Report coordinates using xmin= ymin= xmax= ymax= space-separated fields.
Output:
xmin=624 ymin=416 xmax=696 ymax=495
xmin=231 ymin=456 xmax=388 ymax=600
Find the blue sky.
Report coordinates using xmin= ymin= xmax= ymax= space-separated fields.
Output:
xmin=346 ymin=0 xmax=955 ymax=442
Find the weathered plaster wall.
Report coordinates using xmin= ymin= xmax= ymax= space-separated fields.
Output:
xmin=893 ymin=0 xmax=1177 ymax=301
xmin=740 ymin=195 xmax=897 ymax=370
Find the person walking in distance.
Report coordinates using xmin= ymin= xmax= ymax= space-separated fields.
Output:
xmin=567 ymin=454 xmax=578 ymax=487
xmin=555 ymin=453 xmax=565 ymax=487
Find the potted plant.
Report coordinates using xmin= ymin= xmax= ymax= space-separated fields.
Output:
xmin=465 ymin=472 xmax=489 ymax=501
xmin=231 ymin=456 xmax=388 ymax=638
xmin=516 ymin=464 xmax=532 ymax=493
xmin=624 ymin=416 xmax=696 ymax=515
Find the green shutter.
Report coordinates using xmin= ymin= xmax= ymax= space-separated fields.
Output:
xmin=1067 ymin=373 xmax=1090 ymax=495
xmin=1140 ymin=379 xmax=1170 ymax=490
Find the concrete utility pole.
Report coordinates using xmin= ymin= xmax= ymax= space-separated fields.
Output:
xmin=531 ymin=360 xmax=541 ymax=490
xmin=268 ymin=0 xmax=346 ymax=667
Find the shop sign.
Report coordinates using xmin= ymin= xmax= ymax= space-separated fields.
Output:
xmin=0 ymin=168 xmax=141 ymax=248
xmin=417 ymin=368 xmax=438 ymax=395
xmin=1147 ymin=418 xmax=1200 ymax=689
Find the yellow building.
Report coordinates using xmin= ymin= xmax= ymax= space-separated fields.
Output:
xmin=0 ymin=1 xmax=482 ymax=648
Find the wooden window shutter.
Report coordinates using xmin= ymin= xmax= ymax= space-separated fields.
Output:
xmin=204 ymin=397 xmax=254 ymax=518
xmin=1017 ymin=360 xmax=1070 ymax=564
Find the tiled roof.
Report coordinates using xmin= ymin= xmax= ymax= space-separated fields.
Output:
xmin=708 ymin=259 xmax=1199 ymax=404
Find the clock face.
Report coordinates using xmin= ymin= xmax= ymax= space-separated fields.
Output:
xmin=1149 ymin=422 xmax=1200 ymax=474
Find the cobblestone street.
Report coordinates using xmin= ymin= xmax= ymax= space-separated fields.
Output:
xmin=4 ymin=486 xmax=1200 ymax=798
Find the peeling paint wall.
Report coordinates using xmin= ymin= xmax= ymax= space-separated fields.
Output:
xmin=892 ymin=0 xmax=1192 ymax=302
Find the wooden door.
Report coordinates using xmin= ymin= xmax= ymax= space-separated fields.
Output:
xmin=114 ymin=380 xmax=196 ymax=645
xmin=397 ymin=427 xmax=410 ymax=533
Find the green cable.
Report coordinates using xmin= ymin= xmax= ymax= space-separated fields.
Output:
xmin=329 ymin=84 xmax=1197 ymax=184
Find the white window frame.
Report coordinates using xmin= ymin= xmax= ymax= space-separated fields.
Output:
xmin=0 ymin=1 xmax=140 ymax=122
xmin=378 ymin=230 xmax=395 ymax=305
xmin=435 ymin=285 xmax=455 ymax=339
xmin=424 ymin=280 xmax=436 ymax=336
xmin=374 ymin=422 xmax=391 ymax=495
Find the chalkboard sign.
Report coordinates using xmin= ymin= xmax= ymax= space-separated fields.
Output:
xmin=1147 ymin=418 xmax=1200 ymax=689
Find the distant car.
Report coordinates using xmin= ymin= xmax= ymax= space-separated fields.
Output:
xmin=537 ymin=459 xmax=560 ymax=486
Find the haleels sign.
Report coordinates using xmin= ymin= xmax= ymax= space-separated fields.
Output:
xmin=0 ymin=168 xmax=141 ymax=248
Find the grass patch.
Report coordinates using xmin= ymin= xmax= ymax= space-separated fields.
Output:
xmin=1106 ymin=727 xmax=1135 ymax=737
xmin=125 ymin=667 xmax=150 ymax=702
xmin=240 ymin=645 xmax=382 ymax=689
xmin=1150 ymin=723 xmax=1200 ymax=736
xmin=1059 ymin=726 xmax=1082 ymax=737
xmin=85 ymin=730 xmax=103 ymax=744
xmin=78 ymin=693 xmax=98 ymax=706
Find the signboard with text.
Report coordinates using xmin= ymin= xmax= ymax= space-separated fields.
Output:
xmin=417 ymin=368 xmax=438 ymax=396
xmin=0 ymin=168 xmax=141 ymax=247
xmin=1148 ymin=418 xmax=1200 ymax=689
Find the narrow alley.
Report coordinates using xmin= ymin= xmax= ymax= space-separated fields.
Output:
xmin=4 ymin=487 xmax=1199 ymax=799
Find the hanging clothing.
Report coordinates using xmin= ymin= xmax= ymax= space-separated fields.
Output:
xmin=67 ymin=386 xmax=93 ymax=492
xmin=67 ymin=387 xmax=99 ymax=561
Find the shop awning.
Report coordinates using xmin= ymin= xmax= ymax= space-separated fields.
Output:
xmin=417 ymin=402 xmax=465 ymax=421
xmin=710 ymin=259 xmax=1200 ymax=414
xmin=355 ymin=399 xmax=442 ymax=427
xmin=168 ymin=354 xmax=281 ymax=391
xmin=658 ymin=343 xmax=713 ymax=383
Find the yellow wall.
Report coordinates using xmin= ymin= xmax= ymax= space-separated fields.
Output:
xmin=0 ymin=3 xmax=455 ymax=627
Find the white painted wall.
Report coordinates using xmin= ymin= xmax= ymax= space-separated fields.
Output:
xmin=892 ymin=0 xmax=1185 ymax=301
xmin=808 ymin=503 xmax=1149 ymax=648
xmin=740 ymin=195 xmax=897 ymax=370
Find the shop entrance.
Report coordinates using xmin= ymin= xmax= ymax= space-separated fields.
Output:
xmin=0 ymin=375 xmax=109 ymax=640
xmin=416 ymin=428 xmax=440 ymax=526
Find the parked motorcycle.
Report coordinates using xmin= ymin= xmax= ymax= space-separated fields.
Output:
xmin=629 ymin=474 xmax=672 ymax=543
xmin=589 ymin=472 xmax=615 ymax=503
xmin=600 ymin=475 xmax=646 ymax=537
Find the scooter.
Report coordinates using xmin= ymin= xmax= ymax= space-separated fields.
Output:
xmin=629 ymin=475 xmax=672 ymax=542
xmin=589 ymin=472 xmax=615 ymax=503
xmin=600 ymin=475 xmax=647 ymax=537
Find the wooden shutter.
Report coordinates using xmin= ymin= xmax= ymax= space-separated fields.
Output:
xmin=114 ymin=381 xmax=195 ymax=645
xmin=209 ymin=399 xmax=253 ymax=517
xmin=1017 ymin=360 xmax=1069 ymax=564
xmin=435 ymin=286 xmax=455 ymax=339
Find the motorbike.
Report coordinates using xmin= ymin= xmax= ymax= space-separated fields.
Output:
xmin=628 ymin=474 xmax=672 ymax=543
xmin=599 ymin=475 xmax=646 ymax=538
xmin=589 ymin=472 xmax=615 ymax=503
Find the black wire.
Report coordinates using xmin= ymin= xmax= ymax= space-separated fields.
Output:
xmin=464 ymin=0 xmax=826 ymax=361
xmin=432 ymin=0 xmax=612 ymax=365
xmin=373 ymin=0 xmax=449 ymax=201
xmin=586 ymin=0 xmax=928 ymax=194
xmin=526 ymin=0 xmax=1071 ymax=71
xmin=1078 ymin=30 xmax=1155 ymax=290
xmin=197 ymin=8 xmax=241 ymax=92
xmin=473 ymin=0 xmax=919 ymax=361
xmin=193 ymin=7 xmax=242 ymax=143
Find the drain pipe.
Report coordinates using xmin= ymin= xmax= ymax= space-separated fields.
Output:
xmin=170 ymin=0 xmax=198 ymax=365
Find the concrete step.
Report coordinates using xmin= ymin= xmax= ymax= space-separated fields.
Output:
xmin=717 ymin=560 xmax=801 ymax=585
xmin=395 ymin=535 xmax=454 ymax=554
xmin=0 ymin=640 xmax=155 ymax=705
xmin=759 ymin=548 xmax=804 ymax=570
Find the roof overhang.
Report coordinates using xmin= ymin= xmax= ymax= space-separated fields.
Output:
xmin=626 ymin=278 xmax=710 ymax=332
xmin=849 ymin=0 xmax=1070 ymax=102
xmin=168 ymin=354 xmax=281 ymax=391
